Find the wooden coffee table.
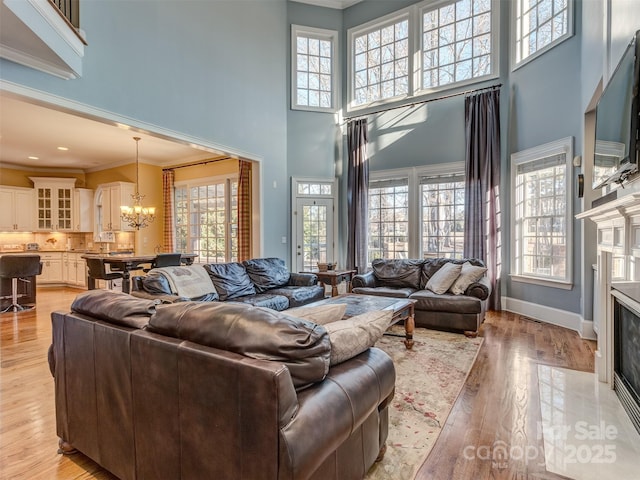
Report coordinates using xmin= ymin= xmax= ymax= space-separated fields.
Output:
xmin=306 ymin=293 xmax=416 ymax=349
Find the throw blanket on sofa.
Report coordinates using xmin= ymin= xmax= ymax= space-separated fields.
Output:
xmin=156 ymin=266 xmax=216 ymax=299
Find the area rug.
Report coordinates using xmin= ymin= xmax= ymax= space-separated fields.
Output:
xmin=366 ymin=326 xmax=484 ymax=480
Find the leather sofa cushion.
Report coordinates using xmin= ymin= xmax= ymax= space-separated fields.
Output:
xmin=71 ymin=290 xmax=160 ymax=329
xmin=243 ymin=258 xmax=290 ymax=293
xmin=269 ymin=285 xmax=325 ymax=308
xmin=231 ymin=293 xmax=289 ymax=311
xmin=141 ymin=270 xmax=173 ymax=295
xmin=351 ymin=286 xmax=415 ymax=298
xmin=148 ymin=301 xmax=331 ymax=390
xmin=372 ymin=259 xmax=424 ymax=289
xmin=204 ymin=262 xmax=256 ymax=300
xmin=409 ymin=289 xmax=482 ymax=314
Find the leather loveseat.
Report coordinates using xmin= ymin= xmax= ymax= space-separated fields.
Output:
xmin=49 ymin=289 xmax=395 ymax=480
xmin=131 ymin=257 xmax=325 ymax=310
xmin=351 ymin=258 xmax=492 ymax=336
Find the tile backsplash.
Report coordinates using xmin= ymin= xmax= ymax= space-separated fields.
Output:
xmin=0 ymin=231 xmax=134 ymax=252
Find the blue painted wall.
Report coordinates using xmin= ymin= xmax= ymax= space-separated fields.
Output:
xmin=1 ymin=0 xmax=290 ymax=260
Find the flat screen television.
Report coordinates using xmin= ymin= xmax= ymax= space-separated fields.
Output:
xmin=593 ymin=30 xmax=640 ymax=190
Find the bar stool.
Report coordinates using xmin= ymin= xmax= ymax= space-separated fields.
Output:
xmin=0 ymin=255 xmax=43 ymax=313
xmin=86 ymin=258 xmax=125 ymax=290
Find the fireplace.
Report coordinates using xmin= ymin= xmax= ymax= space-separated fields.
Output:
xmin=612 ymin=288 xmax=640 ymax=434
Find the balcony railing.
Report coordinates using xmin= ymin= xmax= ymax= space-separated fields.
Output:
xmin=49 ymin=0 xmax=79 ymax=29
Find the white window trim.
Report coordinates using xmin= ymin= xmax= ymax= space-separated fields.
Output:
xmin=346 ymin=0 xmax=500 ymax=113
xmin=369 ymin=162 xmax=465 ymax=259
xmin=511 ymin=0 xmax=574 ymax=71
xmin=510 ymin=136 xmax=573 ymax=289
xmin=291 ymin=25 xmax=340 ymax=113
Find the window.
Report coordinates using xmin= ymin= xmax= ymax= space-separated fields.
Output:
xmin=174 ymin=176 xmax=238 ymax=263
xmin=513 ymin=0 xmax=573 ymax=67
xmin=511 ymin=137 xmax=572 ymax=288
xmin=348 ymin=1 xmax=498 ymax=110
xmin=421 ymin=0 xmax=493 ymax=89
xmin=420 ymin=173 xmax=465 ymax=258
xmin=292 ymin=25 xmax=338 ymax=112
xmin=368 ymin=178 xmax=409 ymax=262
xmin=352 ymin=16 xmax=410 ymax=107
xmin=366 ymin=162 xmax=465 ymax=265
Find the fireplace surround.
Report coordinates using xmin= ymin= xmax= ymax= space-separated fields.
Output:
xmin=577 ymin=193 xmax=640 ymax=434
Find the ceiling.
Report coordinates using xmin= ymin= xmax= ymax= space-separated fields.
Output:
xmin=0 ymin=92 xmax=221 ymax=172
xmin=292 ymin=0 xmax=362 ymax=9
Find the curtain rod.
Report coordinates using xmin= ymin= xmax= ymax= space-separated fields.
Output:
xmin=343 ymin=83 xmax=502 ymax=122
xmin=163 ymin=156 xmax=232 ymax=172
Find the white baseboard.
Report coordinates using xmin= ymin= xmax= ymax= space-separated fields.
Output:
xmin=501 ymin=296 xmax=597 ymax=340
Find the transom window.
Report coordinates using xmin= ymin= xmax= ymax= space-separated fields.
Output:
xmin=174 ymin=176 xmax=238 ymax=263
xmin=348 ymin=1 xmax=497 ymax=110
xmin=421 ymin=0 xmax=492 ymax=89
xmin=420 ymin=174 xmax=465 ymax=258
xmin=514 ymin=0 xmax=573 ymax=67
xmin=292 ymin=25 xmax=338 ymax=112
xmin=511 ymin=137 xmax=572 ymax=288
xmin=353 ymin=17 xmax=410 ymax=107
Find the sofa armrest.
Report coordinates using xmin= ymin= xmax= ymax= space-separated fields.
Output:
xmin=465 ymin=276 xmax=491 ymax=300
xmin=289 ymin=272 xmax=318 ymax=286
xmin=351 ymin=271 xmax=376 ymax=288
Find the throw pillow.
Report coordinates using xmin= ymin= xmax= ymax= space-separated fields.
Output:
xmin=204 ymin=262 xmax=256 ymax=301
xmin=449 ymin=261 xmax=487 ymax=295
xmin=243 ymin=258 xmax=291 ymax=293
xmin=323 ymin=310 xmax=393 ymax=365
xmin=286 ymin=303 xmax=347 ymax=325
xmin=426 ymin=262 xmax=463 ymax=294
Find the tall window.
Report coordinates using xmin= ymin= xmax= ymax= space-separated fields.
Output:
xmin=367 ymin=165 xmax=465 ymax=265
xmin=513 ymin=0 xmax=573 ymax=67
xmin=348 ymin=1 xmax=497 ymax=110
xmin=292 ymin=25 xmax=338 ymax=112
xmin=511 ymin=137 xmax=572 ymax=287
xmin=420 ymin=174 xmax=465 ymax=258
xmin=368 ymin=178 xmax=409 ymax=263
xmin=421 ymin=0 xmax=492 ymax=89
xmin=174 ymin=176 xmax=238 ymax=263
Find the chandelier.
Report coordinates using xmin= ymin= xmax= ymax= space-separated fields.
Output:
xmin=120 ymin=136 xmax=156 ymax=229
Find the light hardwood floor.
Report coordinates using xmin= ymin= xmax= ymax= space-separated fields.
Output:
xmin=1 ymin=288 xmax=596 ymax=480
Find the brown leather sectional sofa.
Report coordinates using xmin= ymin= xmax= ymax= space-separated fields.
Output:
xmin=352 ymin=258 xmax=492 ymax=336
xmin=49 ymin=290 xmax=395 ymax=480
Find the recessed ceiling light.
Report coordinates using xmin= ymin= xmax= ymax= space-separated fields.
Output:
xmin=28 ymin=156 xmax=39 ymax=160
xmin=57 ymin=146 xmax=69 ymax=151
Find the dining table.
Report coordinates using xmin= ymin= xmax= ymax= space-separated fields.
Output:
xmin=81 ymin=252 xmax=198 ymax=293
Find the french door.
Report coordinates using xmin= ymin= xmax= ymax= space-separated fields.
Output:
xmin=292 ymin=178 xmax=337 ymax=272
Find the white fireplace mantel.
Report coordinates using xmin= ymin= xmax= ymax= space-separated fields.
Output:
xmin=577 ymin=192 xmax=640 ymax=385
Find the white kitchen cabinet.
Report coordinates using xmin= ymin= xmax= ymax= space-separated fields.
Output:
xmin=96 ymin=182 xmax=135 ymax=232
xmin=73 ymin=188 xmax=94 ymax=232
xmin=0 ymin=186 xmax=34 ymax=231
xmin=63 ymin=252 xmax=87 ymax=287
xmin=29 ymin=177 xmax=77 ymax=232
xmin=39 ymin=252 xmax=64 ymax=283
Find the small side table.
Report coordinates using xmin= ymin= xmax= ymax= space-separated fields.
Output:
xmin=302 ymin=269 xmax=358 ymax=297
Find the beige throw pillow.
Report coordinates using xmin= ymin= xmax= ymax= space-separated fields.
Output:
xmin=449 ymin=262 xmax=487 ymax=295
xmin=286 ymin=303 xmax=347 ymax=325
xmin=324 ymin=310 xmax=393 ymax=365
xmin=426 ymin=262 xmax=463 ymax=294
